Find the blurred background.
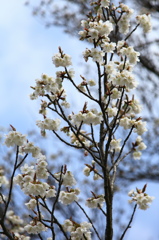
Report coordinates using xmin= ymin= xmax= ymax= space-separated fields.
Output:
xmin=0 ymin=0 xmax=159 ymax=239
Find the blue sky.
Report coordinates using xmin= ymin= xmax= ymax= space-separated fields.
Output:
xmin=0 ymin=0 xmax=84 ymax=132
xmin=0 ymin=1 xmax=158 ymax=239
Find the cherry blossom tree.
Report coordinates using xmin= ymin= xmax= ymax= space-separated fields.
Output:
xmin=25 ymin=0 xmax=159 ymax=184
xmin=0 ymin=1 xmax=155 ymax=240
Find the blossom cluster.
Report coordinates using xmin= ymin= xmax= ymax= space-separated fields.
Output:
xmin=70 ymin=108 xmax=103 ymax=126
xmin=117 ymin=3 xmax=134 ymax=34
xmin=79 ymin=19 xmax=113 ymax=43
xmin=26 ymin=1 xmax=150 ymax=160
xmin=54 ymin=170 xmax=80 ymax=205
xmin=14 ymin=159 xmax=54 ymax=198
xmin=36 ymin=118 xmax=61 ymax=131
xmin=0 ymin=210 xmax=30 ymax=240
xmin=78 ymin=3 xmax=148 ymax=153
xmin=30 ymin=72 xmax=71 ymax=117
xmin=4 ymin=131 xmax=27 ymax=147
xmin=63 ymin=219 xmax=92 ymax=240
xmin=136 ymin=14 xmax=152 ymax=33
xmin=86 ymin=194 xmax=105 ymax=208
xmin=59 ymin=188 xmax=80 ymax=205
xmin=132 ymin=136 xmax=147 ymax=160
xmin=30 ymin=73 xmax=64 ymax=100
xmin=52 ymin=52 xmax=72 ymax=67
xmin=54 ymin=170 xmax=77 ymax=186
xmin=128 ymin=188 xmax=154 ymax=210
xmin=24 ymin=221 xmax=47 ymax=234
xmin=19 ymin=141 xmax=41 ymax=157
xmin=83 ymin=161 xmax=102 ymax=180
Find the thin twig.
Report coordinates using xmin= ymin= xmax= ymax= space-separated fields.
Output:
xmin=119 ymin=204 xmax=137 ymax=240
xmin=124 ymin=24 xmax=140 ymax=41
xmin=2 ymin=146 xmax=19 ymax=220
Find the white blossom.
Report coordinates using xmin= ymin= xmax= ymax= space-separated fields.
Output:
xmin=45 ymin=187 xmax=56 ymax=198
xmin=107 ymin=107 xmax=118 ymax=118
xmin=133 ymin=150 xmax=142 ymax=160
xmin=90 ymin=48 xmax=104 ymax=64
xmin=63 ymin=220 xmax=92 ymax=240
xmin=61 ymin=101 xmax=70 ymax=108
xmin=89 ymin=28 xmax=99 ymax=40
xmin=111 ymin=88 xmax=121 ymax=99
xmin=101 ymin=41 xmax=116 ymax=53
xmin=113 ymin=70 xmax=138 ymax=89
xmin=100 ymin=0 xmax=110 ymax=8
xmin=30 ymin=74 xmax=65 ymax=101
xmin=20 ymin=164 xmax=35 ymax=176
xmin=119 ymin=117 xmax=134 ymax=129
xmin=134 ymin=137 xmax=147 ymax=152
xmin=93 ymin=173 xmax=102 ymax=180
xmin=2 ymin=2 xmax=154 ymax=237
xmin=52 ymin=53 xmax=72 ymax=67
xmin=105 ymin=61 xmax=116 ymax=74
xmin=79 ymin=30 xmax=88 ymax=39
xmin=97 ymin=20 xmax=113 ymax=36
xmin=68 ymin=68 xmax=75 ymax=78
xmin=118 ymin=15 xmax=130 ymax=34
xmin=120 ymin=3 xmax=133 ymax=13
xmin=25 ymin=199 xmax=37 ymax=210
xmin=54 ymin=171 xmax=77 ymax=187
xmin=135 ymin=136 xmax=142 ymax=143
xmin=81 ymin=20 xmax=89 ymax=28
xmin=0 ymin=175 xmax=9 ymax=187
xmin=87 ymin=20 xmax=113 ymax=40
xmin=117 ymin=40 xmax=126 ymax=52
xmin=83 ymin=166 xmax=91 ymax=176
xmin=62 ymin=219 xmax=74 ymax=232
xmin=83 ymin=48 xmax=91 ymax=62
xmin=86 ymin=195 xmax=105 ymax=208
xmin=19 ymin=142 xmax=41 ymax=158
xmin=128 ymin=99 xmax=142 ymax=114
xmin=36 ymin=168 xmax=49 ymax=180
xmin=88 ymin=79 xmax=96 ymax=86
xmin=136 ymin=14 xmax=152 ymax=33
xmin=117 ymin=61 xmax=133 ymax=72
xmin=4 ymin=131 xmax=27 ymax=147
xmin=63 ymin=171 xmax=77 ymax=186
xmin=70 ymin=109 xmax=103 ymax=126
xmin=59 ymin=188 xmax=80 ymax=205
xmin=36 ymin=118 xmax=61 ymax=131
xmin=13 ymin=233 xmax=30 ymax=240
xmin=36 ymin=156 xmax=49 ymax=179
xmin=118 ymin=4 xmax=134 ymax=34
xmin=128 ymin=189 xmax=154 ymax=210
xmin=138 ymin=142 xmax=147 ymax=150
xmin=6 ymin=210 xmax=23 ymax=225
xmin=134 ymin=120 xmax=147 ymax=135
xmin=110 ymin=139 xmax=122 ymax=152
xmin=120 ymin=46 xmax=140 ymax=65
xmin=24 ymin=221 xmax=47 ymax=234
xmin=23 ymin=182 xmax=50 ymax=197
